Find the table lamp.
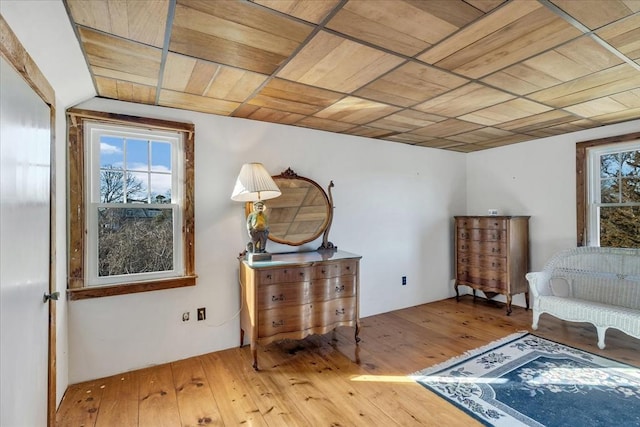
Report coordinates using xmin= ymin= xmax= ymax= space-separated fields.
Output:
xmin=231 ymin=163 xmax=281 ymax=262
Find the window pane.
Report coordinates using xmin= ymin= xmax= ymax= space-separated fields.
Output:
xmin=100 ymin=167 xmax=125 ymax=203
xmin=599 ymin=206 xmax=640 ymax=248
xmin=98 ymin=207 xmax=174 ymax=277
xmin=100 ymin=136 xmax=123 ymax=170
xmin=600 ymin=178 xmax=618 ymax=203
xmin=621 ymin=151 xmax=640 ymax=177
xmin=600 ymin=153 xmax=620 ymax=178
xmin=622 ymin=177 xmax=640 ymax=203
xmin=152 ymin=141 xmax=171 ymax=172
xmin=127 ymin=171 xmax=149 ymax=203
xmin=150 ymin=173 xmax=171 ymax=203
xmin=126 ymin=139 xmax=149 ymax=172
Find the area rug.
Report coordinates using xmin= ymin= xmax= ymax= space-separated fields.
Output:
xmin=410 ymin=332 xmax=640 ymax=427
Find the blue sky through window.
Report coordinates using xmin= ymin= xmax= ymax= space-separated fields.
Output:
xmin=100 ymin=136 xmax=172 ymax=202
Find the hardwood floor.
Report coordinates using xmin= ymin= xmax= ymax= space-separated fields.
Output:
xmin=56 ymin=296 xmax=640 ymax=426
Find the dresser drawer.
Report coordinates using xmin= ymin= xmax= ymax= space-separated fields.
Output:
xmin=457 ymin=217 xmax=506 ymax=230
xmin=311 ymin=275 xmax=356 ymax=301
xmin=258 ymin=267 xmax=310 ymax=285
xmin=457 ymin=254 xmax=505 ymax=271
xmin=476 ymin=218 xmax=506 ymax=230
xmin=458 ymin=240 xmax=506 ymax=255
xmin=458 ymin=228 xmax=504 ymax=242
xmin=313 ymin=260 xmax=357 ymax=279
xmin=258 ymin=304 xmax=310 ymax=337
xmin=257 ymin=298 xmax=356 ymax=337
xmin=478 ymin=241 xmax=506 ymax=256
xmin=466 ymin=267 xmax=507 ymax=289
xmin=257 ymin=282 xmax=312 ymax=310
xmin=312 ymin=297 xmax=356 ymax=326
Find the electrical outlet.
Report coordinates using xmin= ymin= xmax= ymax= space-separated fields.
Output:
xmin=182 ymin=311 xmax=190 ymax=322
xmin=402 ymin=276 xmax=407 ymax=286
xmin=197 ymin=307 xmax=206 ymax=321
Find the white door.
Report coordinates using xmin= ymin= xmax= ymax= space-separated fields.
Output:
xmin=0 ymin=55 xmax=51 ymax=426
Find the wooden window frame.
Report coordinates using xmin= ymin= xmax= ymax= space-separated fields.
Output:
xmin=576 ymin=131 xmax=640 ymax=247
xmin=67 ymin=108 xmax=196 ymax=300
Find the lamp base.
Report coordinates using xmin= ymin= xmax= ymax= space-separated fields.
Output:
xmin=247 ymin=252 xmax=272 ymax=263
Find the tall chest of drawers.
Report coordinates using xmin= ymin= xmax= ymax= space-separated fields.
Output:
xmin=239 ymin=250 xmax=361 ymax=369
xmin=454 ymin=216 xmax=530 ymax=315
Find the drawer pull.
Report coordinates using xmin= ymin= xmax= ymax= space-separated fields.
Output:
xmin=299 ymin=272 xmax=304 ymax=277
xmin=321 ymin=269 xmax=326 ymax=274
xmin=272 ymin=320 xmax=284 ymax=328
xmin=335 ymin=285 xmax=345 ymax=293
xmin=266 ymin=274 xmax=272 ymax=280
xmin=271 ymin=294 xmax=285 ymax=302
xmin=335 ymin=308 xmax=345 ymax=315
xmin=284 ymin=269 xmax=288 ymax=274
xmin=345 ymin=266 xmax=350 ymax=271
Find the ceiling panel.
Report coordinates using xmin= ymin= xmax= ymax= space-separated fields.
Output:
xmin=276 ymin=30 xmax=405 ymax=92
xmin=64 ymin=0 xmax=640 ymax=152
xmin=246 ymin=78 xmax=343 ymax=115
xmin=355 ymin=62 xmax=469 ymax=107
xmin=325 ymin=0 xmax=486 ymax=56
xmin=170 ymin=0 xmax=313 ymax=74
xmin=67 ymin=0 xmax=169 ymax=47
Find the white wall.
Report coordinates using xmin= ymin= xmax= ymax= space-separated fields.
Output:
xmin=465 ymin=119 xmax=640 ymax=308
xmin=67 ymin=98 xmax=467 ymax=383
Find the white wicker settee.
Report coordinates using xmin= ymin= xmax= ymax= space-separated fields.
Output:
xmin=526 ymin=246 xmax=640 ymax=349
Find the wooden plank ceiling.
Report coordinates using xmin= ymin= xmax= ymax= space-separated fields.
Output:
xmin=65 ymin=0 xmax=640 ymax=152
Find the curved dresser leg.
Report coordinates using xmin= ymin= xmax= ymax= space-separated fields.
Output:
xmin=251 ymin=344 xmax=258 ymax=371
xmin=355 ymin=323 xmax=361 ymax=343
xmin=525 ymin=292 xmax=530 ymax=310
xmin=506 ymin=295 xmax=513 ymax=315
xmin=455 ymin=282 xmax=460 ymax=301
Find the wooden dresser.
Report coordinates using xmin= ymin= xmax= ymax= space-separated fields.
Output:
xmin=454 ymin=216 xmax=530 ymax=315
xmin=239 ymin=250 xmax=361 ymax=369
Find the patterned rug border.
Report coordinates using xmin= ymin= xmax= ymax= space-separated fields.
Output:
xmin=410 ymin=331 xmax=529 ymax=377
xmin=409 ymin=332 xmax=640 ymax=427
xmin=410 ymin=331 xmax=529 ymax=427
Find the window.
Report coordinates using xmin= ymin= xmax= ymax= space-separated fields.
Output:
xmin=68 ymin=109 xmax=195 ymax=299
xmin=577 ymin=132 xmax=640 ymax=249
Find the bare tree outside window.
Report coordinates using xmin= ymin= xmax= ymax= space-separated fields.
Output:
xmin=599 ymin=150 xmax=640 ymax=248
xmin=98 ymin=207 xmax=174 ymax=277
xmin=100 ymin=166 xmax=145 ymax=203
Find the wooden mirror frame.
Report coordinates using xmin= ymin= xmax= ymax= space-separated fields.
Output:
xmin=246 ymin=168 xmax=336 ymax=249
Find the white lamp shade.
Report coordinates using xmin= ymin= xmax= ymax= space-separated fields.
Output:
xmin=231 ymin=163 xmax=281 ymax=202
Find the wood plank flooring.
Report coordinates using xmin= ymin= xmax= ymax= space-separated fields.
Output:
xmin=56 ymin=296 xmax=640 ymax=426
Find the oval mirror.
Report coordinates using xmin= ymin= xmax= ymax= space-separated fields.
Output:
xmin=246 ymin=168 xmax=333 ymax=247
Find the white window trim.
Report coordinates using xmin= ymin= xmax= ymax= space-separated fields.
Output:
xmin=586 ymin=139 xmax=640 ymax=247
xmin=85 ymin=122 xmax=185 ymax=287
